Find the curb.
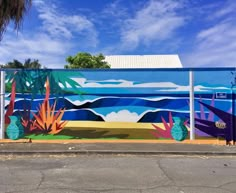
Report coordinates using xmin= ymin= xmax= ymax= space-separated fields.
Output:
xmin=0 ymin=139 xmax=227 ymax=145
xmin=0 ymin=150 xmax=236 ymax=156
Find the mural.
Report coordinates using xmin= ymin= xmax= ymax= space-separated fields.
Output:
xmin=193 ymin=70 xmax=235 ymax=144
xmin=3 ymin=68 xmax=235 ymax=142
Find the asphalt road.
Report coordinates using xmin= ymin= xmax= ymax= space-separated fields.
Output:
xmin=0 ymin=154 xmax=235 ymax=193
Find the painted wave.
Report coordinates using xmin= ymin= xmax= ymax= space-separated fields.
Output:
xmin=6 ymin=94 xmax=233 ymax=122
xmin=138 ymin=110 xmax=189 ymax=123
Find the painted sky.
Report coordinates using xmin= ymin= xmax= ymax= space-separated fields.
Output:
xmin=75 ymin=70 xmax=232 ymax=93
xmin=0 ymin=0 xmax=235 ymax=68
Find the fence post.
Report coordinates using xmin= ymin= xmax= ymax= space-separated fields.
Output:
xmin=189 ymin=70 xmax=195 ymax=140
xmin=0 ymin=70 xmax=5 ymax=139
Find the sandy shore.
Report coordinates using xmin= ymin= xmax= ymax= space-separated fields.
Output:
xmin=65 ymin=121 xmax=163 ymax=130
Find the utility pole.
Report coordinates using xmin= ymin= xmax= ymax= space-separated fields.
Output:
xmin=189 ymin=70 xmax=195 ymax=140
xmin=0 ymin=70 xmax=5 ymax=139
xmin=231 ymin=70 xmax=236 ymax=144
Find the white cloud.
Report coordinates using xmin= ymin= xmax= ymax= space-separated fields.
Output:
xmin=72 ymin=78 xmax=230 ymax=92
xmin=194 ymin=85 xmax=229 ymax=91
xmin=0 ymin=0 xmax=98 ymax=68
xmin=159 ymin=85 xmax=230 ymax=92
xmin=72 ymin=78 xmax=181 ymax=88
xmin=0 ymin=32 xmax=71 ymax=68
xmin=183 ymin=21 xmax=236 ymax=67
xmin=102 ymin=0 xmax=128 ymax=22
xmin=120 ymin=0 xmax=185 ymax=50
xmin=182 ymin=1 xmax=236 ymax=67
xmin=211 ymin=0 xmax=236 ymax=19
xmin=104 ymin=110 xmax=139 ymax=122
xmin=34 ymin=0 xmax=97 ymax=44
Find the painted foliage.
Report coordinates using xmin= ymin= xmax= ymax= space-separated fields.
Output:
xmin=193 ymin=70 xmax=236 ymax=143
xmin=4 ymin=69 xmax=235 ymax=141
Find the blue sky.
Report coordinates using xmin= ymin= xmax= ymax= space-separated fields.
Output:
xmin=0 ymin=0 xmax=236 ymax=68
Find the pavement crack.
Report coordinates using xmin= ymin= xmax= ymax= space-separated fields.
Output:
xmin=157 ymin=158 xmax=185 ymax=192
xmin=219 ymin=188 xmax=234 ymax=193
xmin=157 ymin=158 xmax=175 ymax=185
xmin=216 ymin=180 xmax=236 ymax=193
xmin=36 ymin=170 xmax=45 ymax=190
xmin=173 ymin=184 xmax=235 ymax=193
xmin=217 ymin=180 xmax=236 ymax=188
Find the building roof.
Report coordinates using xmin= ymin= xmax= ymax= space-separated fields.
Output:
xmin=104 ymin=55 xmax=183 ymax=68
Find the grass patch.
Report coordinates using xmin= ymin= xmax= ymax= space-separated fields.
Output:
xmin=24 ymin=134 xmax=75 ymax=140
xmin=80 ymin=137 xmax=120 ymax=140
xmin=61 ymin=127 xmax=156 ymax=139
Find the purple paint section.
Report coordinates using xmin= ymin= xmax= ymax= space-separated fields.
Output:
xmin=199 ymin=98 xmax=206 ymax=120
xmin=195 ymin=128 xmax=210 ymax=137
xmin=207 ymin=95 xmax=215 ymax=121
xmin=197 ymin=102 xmax=235 ymax=142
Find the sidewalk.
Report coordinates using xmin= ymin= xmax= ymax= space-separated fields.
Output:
xmin=0 ymin=139 xmax=236 ymax=155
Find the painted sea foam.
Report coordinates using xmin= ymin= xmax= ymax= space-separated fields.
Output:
xmin=6 ymin=93 xmax=233 ymax=123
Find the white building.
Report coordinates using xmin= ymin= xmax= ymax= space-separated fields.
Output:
xmin=104 ymin=55 xmax=183 ymax=68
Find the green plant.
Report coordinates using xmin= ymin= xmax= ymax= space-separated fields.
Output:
xmin=65 ymin=52 xmax=110 ymax=69
xmin=24 ymin=134 xmax=74 ymax=140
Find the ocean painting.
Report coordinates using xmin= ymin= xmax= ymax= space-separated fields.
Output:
xmin=4 ymin=69 xmax=235 ymax=141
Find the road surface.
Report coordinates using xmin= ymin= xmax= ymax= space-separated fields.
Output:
xmin=0 ymin=154 xmax=235 ymax=193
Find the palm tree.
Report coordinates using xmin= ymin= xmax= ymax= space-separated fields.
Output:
xmin=3 ymin=59 xmax=42 ymax=93
xmin=1 ymin=59 xmax=24 ymax=68
xmin=23 ymin=59 xmax=42 ymax=69
xmin=5 ymin=68 xmax=82 ymax=95
xmin=1 ymin=58 xmax=41 ymax=69
xmin=0 ymin=0 xmax=32 ymax=40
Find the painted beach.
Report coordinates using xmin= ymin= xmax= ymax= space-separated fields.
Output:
xmin=4 ymin=69 xmax=234 ymax=141
xmin=5 ymin=92 xmax=232 ymax=140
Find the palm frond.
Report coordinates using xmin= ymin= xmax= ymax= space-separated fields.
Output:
xmin=0 ymin=0 xmax=32 ymax=39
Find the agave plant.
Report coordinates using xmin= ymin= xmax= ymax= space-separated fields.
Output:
xmin=195 ymin=95 xmax=215 ymax=121
xmin=193 ymin=94 xmax=234 ymax=142
xmin=31 ymin=78 xmax=68 ymax=135
xmin=32 ymin=100 xmax=67 ymax=134
xmin=195 ymin=101 xmax=236 ymax=144
xmin=151 ymin=112 xmax=188 ymax=139
xmin=186 ymin=95 xmax=215 ymax=136
xmin=5 ymin=69 xmax=78 ymax=135
xmin=151 ymin=112 xmax=173 ymax=139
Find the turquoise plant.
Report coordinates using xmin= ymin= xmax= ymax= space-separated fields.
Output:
xmin=171 ymin=117 xmax=188 ymax=141
xmin=151 ymin=112 xmax=188 ymax=139
xmin=6 ymin=116 xmax=24 ymax=140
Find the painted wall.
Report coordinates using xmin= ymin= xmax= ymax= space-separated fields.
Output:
xmin=193 ymin=70 xmax=235 ymax=143
xmin=3 ymin=68 xmax=235 ymax=142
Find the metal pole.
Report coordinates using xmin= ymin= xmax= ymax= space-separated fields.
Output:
xmin=0 ymin=70 xmax=5 ymax=139
xmin=189 ymin=70 xmax=195 ymax=140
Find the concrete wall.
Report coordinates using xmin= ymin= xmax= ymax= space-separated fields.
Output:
xmin=2 ymin=68 xmax=235 ymax=141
